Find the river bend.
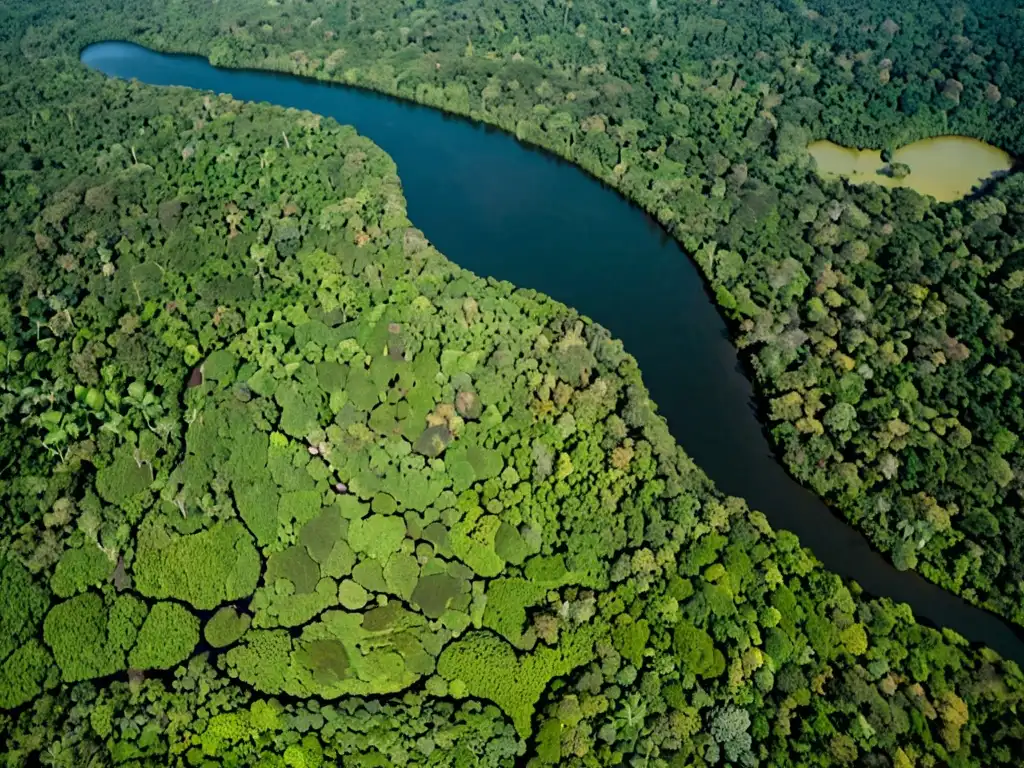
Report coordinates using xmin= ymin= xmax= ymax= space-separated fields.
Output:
xmin=81 ymin=41 xmax=1024 ymax=664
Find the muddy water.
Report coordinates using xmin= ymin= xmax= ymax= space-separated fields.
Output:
xmin=809 ymin=136 xmax=1013 ymax=202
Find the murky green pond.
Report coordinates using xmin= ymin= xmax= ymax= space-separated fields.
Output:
xmin=809 ymin=136 xmax=1013 ymax=202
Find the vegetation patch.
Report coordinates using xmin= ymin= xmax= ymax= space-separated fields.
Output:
xmin=2 ymin=9 xmax=1024 ymax=763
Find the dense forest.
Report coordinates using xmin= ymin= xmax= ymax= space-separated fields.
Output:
xmin=3 ymin=0 xmax=1024 ymax=766
xmin=18 ymin=0 xmax=1023 ymax=627
xmin=8 ymin=0 xmax=1024 ymax=628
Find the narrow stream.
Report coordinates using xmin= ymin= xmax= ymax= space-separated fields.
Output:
xmin=81 ymin=41 xmax=1024 ymax=664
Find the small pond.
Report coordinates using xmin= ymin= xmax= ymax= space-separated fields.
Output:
xmin=809 ymin=136 xmax=1013 ymax=202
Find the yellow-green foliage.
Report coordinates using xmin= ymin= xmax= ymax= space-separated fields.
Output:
xmin=254 ymin=579 xmax=339 ymax=628
xmin=50 ymin=543 xmax=115 ymax=598
xmin=202 ymin=349 xmax=237 ymax=383
xmin=128 ymin=602 xmax=199 ymax=670
xmin=276 ymin=380 xmax=321 ymax=439
xmin=284 ymin=736 xmax=324 ymax=768
xmin=437 ymin=627 xmax=600 ymax=736
xmin=449 ymin=507 xmax=504 ymax=577
xmin=43 ymin=593 xmax=145 ymax=682
xmin=90 ymin=702 xmax=114 ymax=738
xmin=348 ymin=515 xmax=407 ymax=561
xmin=382 ymin=552 xmax=419 ymax=600
xmin=278 ymin=490 xmax=323 ymax=535
xmin=0 ymin=640 xmax=52 ymax=709
xmin=133 ymin=520 xmax=260 ymax=610
xmin=0 ymin=558 xmax=49 ymax=662
xmin=483 ymin=578 xmax=548 ymax=646
xmin=338 ymin=580 xmax=369 ymax=610
xmin=840 ymin=623 xmax=869 ymax=656
xmin=235 ymin=480 xmax=280 ymax=549
xmin=253 ymin=543 xmax=340 ymax=627
xmin=200 ymin=698 xmax=283 ymax=758
xmin=201 ymin=712 xmax=254 ymax=757
xmin=612 ymin=615 xmax=650 ymax=668
xmin=225 ymin=606 xmax=431 ymax=697
xmin=223 ymin=630 xmax=293 ymax=694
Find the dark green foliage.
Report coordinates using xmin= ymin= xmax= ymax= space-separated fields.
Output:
xmin=413 ymin=425 xmax=453 ymax=457
xmin=493 ymin=522 xmax=533 ymax=565
xmin=294 ymin=639 xmax=349 ymax=687
xmin=299 ymin=507 xmax=345 ymax=564
xmin=410 ymin=573 xmax=463 ymax=619
xmin=265 ymin=546 xmax=320 ymax=595
xmin=317 ymin=361 xmax=348 ymax=395
xmin=205 ymin=607 xmax=252 ymax=649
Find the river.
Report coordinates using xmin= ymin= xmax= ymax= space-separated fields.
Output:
xmin=81 ymin=41 xmax=1024 ymax=664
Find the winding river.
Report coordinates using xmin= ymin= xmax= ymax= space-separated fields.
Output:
xmin=81 ymin=41 xmax=1024 ymax=664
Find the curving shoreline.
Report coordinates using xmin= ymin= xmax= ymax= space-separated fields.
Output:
xmin=80 ymin=40 xmax=1024 ymax=665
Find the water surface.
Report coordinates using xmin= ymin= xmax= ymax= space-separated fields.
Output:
xmin=82 ymin=41 xmax=1024 ymax=663
xmin=809 ymin=137 xmax=1013 ymax=202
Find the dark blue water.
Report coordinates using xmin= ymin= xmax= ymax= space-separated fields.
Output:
xmin=81 ymin=41 xmax=1024 ymax=664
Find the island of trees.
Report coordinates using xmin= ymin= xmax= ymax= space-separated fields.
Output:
xmin=2 ymin=0 xmax=1024 ymax=766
